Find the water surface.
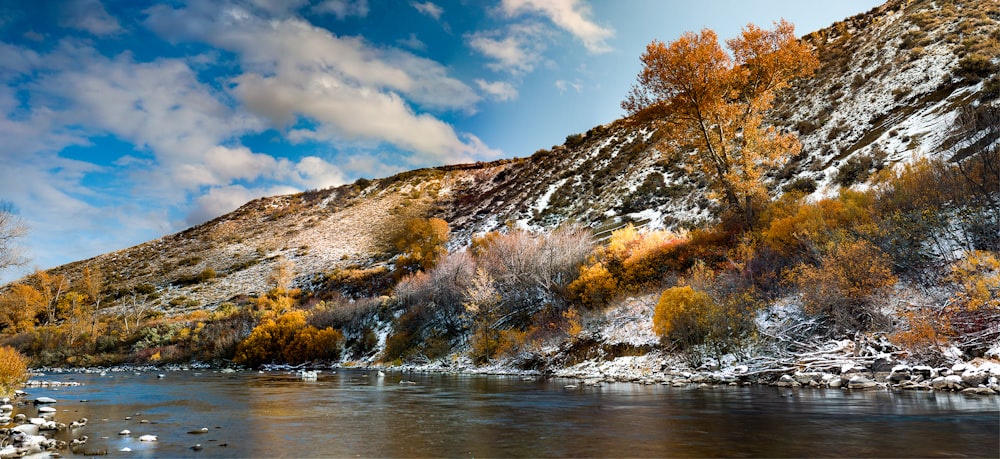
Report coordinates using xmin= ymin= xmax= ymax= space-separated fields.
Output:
xmin=22 ymin=370 xmax=1000 ymax=457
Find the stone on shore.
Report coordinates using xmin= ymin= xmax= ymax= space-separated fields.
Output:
xmin=847 ymin=376 xmax=878 ymax=390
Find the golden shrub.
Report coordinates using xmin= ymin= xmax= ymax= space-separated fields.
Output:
xmin=653 ymin=285 xmax=714 ymax=344
xmin=948 ymin=250 xmax=1000 ymax=312
xmin=0 ymin=346 xmax=28 ymax=397
xmin=393 ymin=217 xmax=450 ymax=275
xmin=567 ymin=262 xmax=618 ymax=309
xmin=235 ymin=310 xmax=342 ymax=366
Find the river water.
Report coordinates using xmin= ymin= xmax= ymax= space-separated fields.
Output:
xmin=19 ymin=369 xmax=1000 ymax=458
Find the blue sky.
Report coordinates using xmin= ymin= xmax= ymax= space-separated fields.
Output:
xmin=0 ymin=0 xmax=882 ymax=282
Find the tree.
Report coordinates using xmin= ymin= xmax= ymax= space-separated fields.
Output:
xmin=31 ymin=269 xmax=68 ymax=325
xmin=80 ymin=266 xmax=105 ymax=344
xmin=0 ymin=346 xmax=28 ymax=397
xmin=393 ymin=218 xmax=450 ymax=275
xmin=0 ymin=201 xmax=28 ymax=273
xmin=623 ymin=20 xmax=818 ymax=228
xmin=0 ymin=284 xmax=44 ymax=333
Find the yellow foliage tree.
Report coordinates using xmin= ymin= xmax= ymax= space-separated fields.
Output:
xmin=0 ymin=346 xmax=28 ymax=397
xmin=623 ymin=20 xmax=818 ymax=228
xmin=31 ymin=269 xmax=68 ymax=325
xmin=394 ymin=218 xmax=450 ymax=275
xmin=0 ymin=284 xmax=44 ymax=333
xmin=948 ymin=250 xmax=1000 ymax=312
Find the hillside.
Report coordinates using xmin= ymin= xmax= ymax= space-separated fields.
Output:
xmin=3 ymin=0 xmax=998 ymax=378
xmin=40 ymin=0 xmax=999 ymax=312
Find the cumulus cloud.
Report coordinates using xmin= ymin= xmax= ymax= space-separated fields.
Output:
xmin=247 ymin=0 xmax=309 ymax=16
xmin=411 ymin=1 xmax=443 ymax=20
xmin=60 ymin=0 xmax=123 ymax=36
xmin=501 ymin=0 xmax=613 ymax=53
xmin=187 ymin=185 xmax=258 ymax=226
xmin=311 ymin=0 xmax=370 ymax=19
xmin=466 ymin=23 xmax=546 ymax=74
xmin=146 ymin=3 xmax=491 ymax=165
xmin=475 ymin=79 xmax=518 ymax=101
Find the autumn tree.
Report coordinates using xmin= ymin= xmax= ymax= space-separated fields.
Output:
xmin=623 ymin=20 xmax=818 ymax=228
xmin=0 ymin=201 xmax=28 ymax=273
xmin=393 ymin=218 xmax=450 ymax=276
xmin=0 ymin=284 xmax=44 ymax=333
xmin=31 ymin=269 xmax=68 ymax=325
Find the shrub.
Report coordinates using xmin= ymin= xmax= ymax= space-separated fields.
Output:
xmin=392 ymin=218 xmax=450 ymax=276
xmin=793 ymin=239 xmax=896 ymax=332
xmin=890 ymin=308 xmax=950 ymax=366
xmin=945 ymin=251 xmax=1000 ymax=356
xmin=835 ymin=151 xmax=886 ymax=187
xmin=567 ymin=262 xmax=618 ymax=309
xmin=653 ymin=285 xmax=714 ymax=349
xmin=234 ymin=310 xmax=344 ymax=366
xmin=783 ymin=176 xmax=817 ymax=194
xmin=0 ymin=346 xmax=27 ymax=396
xmin=956 ymin=53 xmax=998 ymax=81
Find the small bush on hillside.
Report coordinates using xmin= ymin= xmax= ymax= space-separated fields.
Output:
xmin=783 ymin=176 xmax=817 ymax=194
xmin=956 ymin=53 xmax=998 ymax=81
xmin=835 ymin=150 xmax=887 ymax=187
xmin=392 ymin=218 xmax=450 ymax=276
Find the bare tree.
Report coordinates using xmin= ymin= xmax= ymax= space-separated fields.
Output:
xmin=0 ymin=201 xmax=28 ymax=274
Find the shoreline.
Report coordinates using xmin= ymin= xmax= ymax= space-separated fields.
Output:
xmin=29 ymin=350 xmax=1000 ymax=396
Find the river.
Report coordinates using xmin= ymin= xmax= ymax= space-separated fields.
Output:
xmin=19 ymin=369 xmax=1000 ymax=458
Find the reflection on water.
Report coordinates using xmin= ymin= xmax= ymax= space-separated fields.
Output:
xmin=18 ymin=370 xmax=1000 ymax=458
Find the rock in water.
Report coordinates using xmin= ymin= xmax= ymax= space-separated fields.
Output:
xmin=139 ymin=435 xmax=157 ymax=442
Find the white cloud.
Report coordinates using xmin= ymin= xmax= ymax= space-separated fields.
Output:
xmin=187 ymin=185 xmax=258 ymax=226
xmin=475 ymin=79 xmax=518 ymax=101
xmin=60 ymin=0 xmax=123 ymax=36
xmin=555 ymin=79 xmax=583 ymax=94
xmin=501 ymin=0 xmax=613 ymax=53
xmin=466 ymin=23 xmax=546 ymax=74
xmin=411 ymin=1 xmax=443 ymax=20
xmin=247 ymin=0 xmax=309 ymax=16
xmin=397 ymin=33 xmax=426 ymax=51
xmin=146 ymin=4 xmax=492 ymax=165
xmin=311 ymin=0 xmax=370 ymax=19
xmin=286 ymin=156 xmax=347 ymax=189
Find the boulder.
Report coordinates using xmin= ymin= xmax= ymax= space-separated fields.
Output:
xmin=32 ymin=397 xmax=56 ymax=405
xmin=888 ymin=368 xmax=911 ymax=383
xmin=848 ymin=376 xmax=878 ymax=390
xmin=911 ymin=366 xmax=934 ymax=379
xmin=871 ymin=357 xmax=895 ymax=373
xmin=961 ymin=371 xmax=987 ymax=387
xmin=793 ymin=372 xmax=822 ymax=385
xmin=961 ymin=387 xmax=996 ymax=396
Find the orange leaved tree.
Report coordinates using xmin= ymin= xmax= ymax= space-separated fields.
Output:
xmin=623 ymin=20 xmax=818 ymax=228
